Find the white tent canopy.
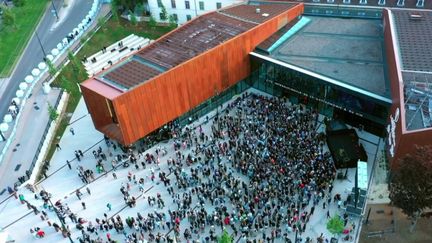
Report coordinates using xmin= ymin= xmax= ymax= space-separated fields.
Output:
xmin=0 ymin=123 xmax=9 ymax=132
xmin=38 ymin=62 xmax=47 ymax=70
xmin=12 ymin=98 xmax=20 ymax=105
xmin=24 ymin=75 xmax=34 ymax=83
xmin=31 ymin=68 xmax=40 ymax=77
xmin=16 ymin=90 xmax=24 ymax=98
xmin=3 ymin=114 xmax=13 ymax=123
xmin=46 ymin=54 xmax=54 ymax=62
xmin=19 ymin=82 xmax=28 ymax=90
xmin=51 ymin=48 xmax=59 ymax=56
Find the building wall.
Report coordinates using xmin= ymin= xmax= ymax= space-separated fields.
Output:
xmin=383 ymin=9 xmax=432 ymax=163
xmin=383 ymin=9 xmax=404 ymax=163
xmin=148 ymin=0 xmax=245 ymax=24
xmin=81 ymin=85 xmax=115 ymax=131
xmin=112 ymin=4 xmax=304 ymax=144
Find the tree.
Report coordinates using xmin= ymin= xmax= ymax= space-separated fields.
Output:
xmin=47 ymin=102 xmax=59 ymax=121
xmin=218 ymin=230 xmax=233 ymax=243
xmin=47 ymin=60 xmax=57 ymax=76
xmin=168 ymin=14 xmax=177 ymax=29
xmin=129 ymin=10 xmax=137 ymax=25
xmin=1 ymin=6 xmax=15 ymax=28
xmin=159 ymin=3 xmax=168 ymax=21
xmin=13 ymin=0 xmax=26 ymax=7
xmin=148 ymin=15 xmax=157 ymax=29
xmin=111 ymin=0 xmax=120 ymax=22
xmin=389 ymin=145 xmax=432 ymax=232
xmin=326 ymin=215 xmax=344 ymax=237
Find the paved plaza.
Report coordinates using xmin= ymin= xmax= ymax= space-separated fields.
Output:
xmin=0 ymin=89 xmax=381 ymax=243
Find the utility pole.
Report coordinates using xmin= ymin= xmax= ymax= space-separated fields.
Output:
xmin=51 ymin=0 xmax=59 ymax=21
xmin=35 ymin=31 xmax=47 ymax=58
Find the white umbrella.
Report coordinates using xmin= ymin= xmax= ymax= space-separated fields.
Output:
xmin=31 ymin=68 xmax=40 ymax=77
xmin=3 ymin=114 xmax=13 ymax=123
xmin=46 ymin=54 xmax=54 ymax=62
xmin=16 ymin=90 xmax=24 ymax=98
xmin=12 ymin=98 xmax=20 ymax=105
xmin=73 ymin=28 xmax=79 ymax=34
xmin=19 ymin=82 xmax=28 ymax=90
xmin=25 ymin=75 xmax=34 ymax=83
xmin=89 ymin=9 xmax=96 ymax=16
xmin=51 ymin=48 xmax=59 ymax=56
xmin=8 ymin=106 xmax=16 ymax=112
xmin=56 ymin=42 xmax=63 ymax=50
xmin=78 ymin=23 xmax=84 ymax=30
xmin=81 ymin=19 xmax=87 ymax=27
xmin=38 ymin=62 xmax=47 ymax=70
xmin=62 ymin=38 xmax=68 ymax=45
xmin=0 ymin=123 xmax=9 ymax=132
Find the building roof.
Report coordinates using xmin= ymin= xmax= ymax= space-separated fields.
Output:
xmin=258 ymin=0 xmax=432 ymax=9
xmin=87 ymin=3 xmax=298 ymax=92
xmin=219 ymin=2 xmax=297 ymax=23
xmin=103 ymin=59 xmax=162 ymax=90
xmin=391 ymin=9 xmax=432 ymax=130
xmin=261 ymin=16 xmax=390 ymax=99
xmin=392 ymin=10 xmax=432 ymax=73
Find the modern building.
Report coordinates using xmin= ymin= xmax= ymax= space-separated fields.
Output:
xmin=148 ymin=0 xmax=245 ymax=24
xmin=81 ymin=2 xmax=304 ymax=144
xmin=81 ymin=0 xmax=432 ymax=163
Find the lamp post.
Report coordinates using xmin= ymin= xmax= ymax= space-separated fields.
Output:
xmin=41 ymin=186 xmax=74 ymax=242
xmin=35 ymin=31 xmax=47 ymax=58
xmin=51 ymin=0 xmax=59 ymax=21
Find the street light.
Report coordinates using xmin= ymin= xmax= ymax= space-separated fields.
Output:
xmin=35 ymin=31 xmax=47 ymax=58
xmin=40 ymin=186 xmax=74 ymax=243
xmin=51 ymin=0 xmax=59 ymax=21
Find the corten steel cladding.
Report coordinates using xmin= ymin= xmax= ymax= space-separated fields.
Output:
xmin=82 ymin=4 xmax=304 ymax=145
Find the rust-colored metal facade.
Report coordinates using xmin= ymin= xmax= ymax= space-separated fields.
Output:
xmin=81 ymin=4 xmax=304 ymax=145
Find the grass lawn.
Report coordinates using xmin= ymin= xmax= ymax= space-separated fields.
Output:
xmin=38 ymin=17 xmax=174 ymax=180
xmin=0 ymin=1 xmax=48 ymax=77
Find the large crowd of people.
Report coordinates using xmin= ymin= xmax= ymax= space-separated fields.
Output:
xmin=22 ymin=92 xmax=355 ymax=242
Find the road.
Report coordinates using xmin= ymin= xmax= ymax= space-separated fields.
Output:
xmin=0 ymin=0 xmax=93 ymax=119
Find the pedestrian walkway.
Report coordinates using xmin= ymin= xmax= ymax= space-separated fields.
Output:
xmin=0 ymin=88 xmax=381 ymax=242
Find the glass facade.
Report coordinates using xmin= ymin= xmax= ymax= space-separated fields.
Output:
xmin=168 ymin=57 xmax=390 ymax=136
xmin=249 ymin=57 xmax=390 ymax=135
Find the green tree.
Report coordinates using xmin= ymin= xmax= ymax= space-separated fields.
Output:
xmin=47 ymin=102 xmax=59 ymax=121
xmin=1 ymin=6 xmax=16 ymax=28
xmin=160 ymin=3 xmax=168 ymax=21
xmin=134 ymin=3 xmax=144 ymax=16
xmin=218 ymin=230 xmax=233 ymax=243
xmin=389 ymin=145 xmax=432 ymax=232
xmin=129 ymin=10 xmax=137 ymax=25
xmin=148 ymin=15 xmax=157 ymax=29
xmin=13 ymin=0 xmax=26 ymax=7
xmin=326 ymin=215 xmax=344 ymax=237
xmin=111 ymin=0 xmax=120 ymax=22
xmin=168 ymin=14 xmax=177 ymax=28
xmin=47 ymin=60 xmax=57 ymax=76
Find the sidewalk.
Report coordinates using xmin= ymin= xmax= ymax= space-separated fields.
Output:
xmin=0 ymin=4 xmax=111 ymax=201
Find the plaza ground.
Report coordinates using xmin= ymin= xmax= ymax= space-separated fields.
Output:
xmin=0 ymin=88 xmax=382 ymax=242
